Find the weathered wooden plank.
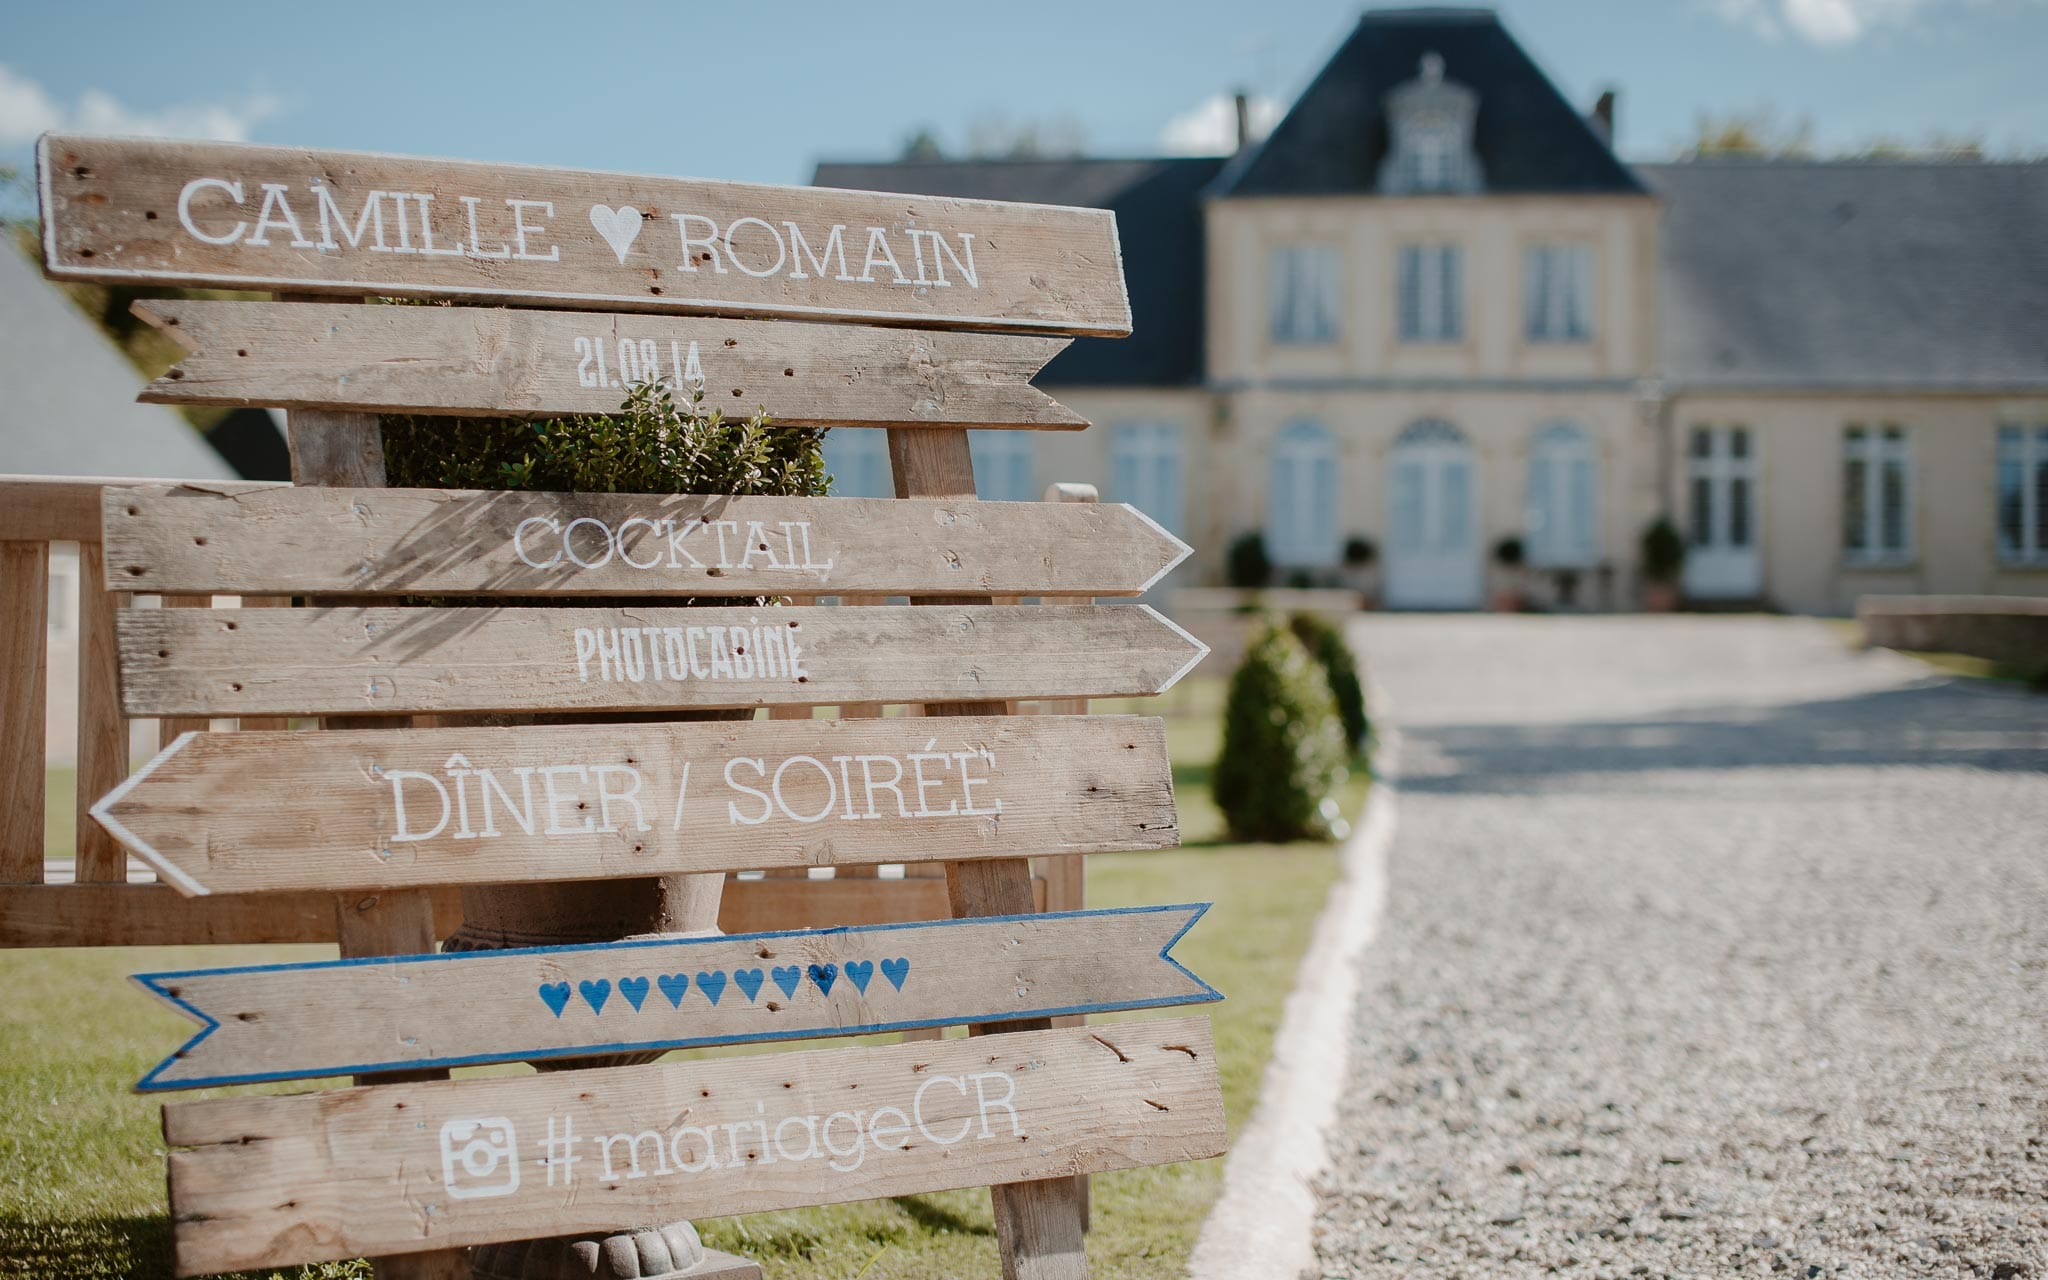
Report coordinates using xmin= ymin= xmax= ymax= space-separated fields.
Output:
xmin=112 ymin=603 xmax=1208 ymax=718
xmin=74 ymin=542 xmax=132 ymax=882
xmin=163 ymin=1017 xmax=1221 ymax=1275
xmin=132 ymin=904 xmax=1215 ymax=1090
xmin=39 ymin=135 xmax=1131 ymax=336
xmin=91 ymin=715 xmax=1176 ymax=896
xmin=1 ymin=542 xmax=50 ymax=882
xmin=0 ymin=876 xmax=1034 ymax=949
xmin=132 ymin=300 xmax=1084 ymax=429
xmin=101 ymin=485 xmax=1189 ymax=599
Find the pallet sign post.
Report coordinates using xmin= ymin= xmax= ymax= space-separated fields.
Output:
xmin=43 ymin=134 xmax=1222 ymax=1280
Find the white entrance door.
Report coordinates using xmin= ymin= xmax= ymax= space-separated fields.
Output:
xmin=1682 ymin=425 xmax=1762 ymax=599
xmin=1384 ymin=419 xmax=1482 ymax=609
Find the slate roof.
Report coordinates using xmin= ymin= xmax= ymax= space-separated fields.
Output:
xmin=1210 ymin=8 xmax=1642 ymax=198
xmin=811 ymin=157 xmax=1224 ymax=386
xmin=1642 ymin=160 xmax=2048 ymax=391
xmin=0 ymin=245 xmax=237 ymax=479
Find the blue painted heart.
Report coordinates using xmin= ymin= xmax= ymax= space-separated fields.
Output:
xmin=733 ymin=968 xmax=765 ymax=1002
xmin=845 ymin=960 xmax=875 ymax=994
xmin=657 ymin=973 xmax=689 ymax=1008
xmin=618 ymin=975 xmax=651 ymax=1011
xmin=880 ymin=957 xmax=911 ymax=990
xmin=770 ymin=965 xmax=802 ymax=999
xmin=578 ymin=978 xmax=611 ymax=1015
xmin=695 ymin=970 xmax=728 ymax=1006
xmin=808 ymin=963 xmax=838 ymax=996
xmin=538 ymin=981 xmax=572 ymax=1018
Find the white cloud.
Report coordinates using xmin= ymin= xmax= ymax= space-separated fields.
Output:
xmin=1702 ymin=0 xmax=1949 ymax=45
xmin=0 ymin=64 xmax=280 ymax=146
xmin=1160 ymin=93 xmax=1285 ymax=156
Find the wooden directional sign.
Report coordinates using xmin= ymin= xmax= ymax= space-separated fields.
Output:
xmin=132 ymin=300 xmax=1086 ymax=428
xmin=132 ymin=905 xmax=1217 ymax=1090
xmin=164 ymin=1016 xmax=1223 ymax=1275
xmin=92 ymin=716 xmax=1177 ymax=897
xmin=103 ymin=484 xmax=1190 ymax=598
xmin=113 ymin=603 xmax=1208 ymax=718
xmin=39 ymin=135 xmax=1130 ymax=335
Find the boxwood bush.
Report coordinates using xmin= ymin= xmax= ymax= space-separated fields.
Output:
xmin=1213 ymin=618 xmax=1349 ymax=842
xmin=1288 ymin=611 xmax=1369 ymax=756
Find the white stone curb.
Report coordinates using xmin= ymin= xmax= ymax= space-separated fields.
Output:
xmin=1187 ymin=678 xmax=1402 ymax=1280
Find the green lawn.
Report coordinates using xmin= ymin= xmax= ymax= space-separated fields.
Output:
xmin=3 ymin=677 xmax=1362 ymax=1279
xmin=1822 ymin=617 xmax=2048 ymax=691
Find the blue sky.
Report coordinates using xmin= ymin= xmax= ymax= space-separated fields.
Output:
xmin=3 ymin=0 xmax=2043 ymax=195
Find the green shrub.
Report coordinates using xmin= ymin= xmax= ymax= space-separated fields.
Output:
xmin=1213 ymin=619 xmax=1349 ymax=843
xmin=1288 ymin=612 xmax=1369 ymax=755
xmin=1641 ymin=516 xmax=1685 ymax=583
xmin=384 ymin=380 xmax=828 ymax=498
xmin=1226 ymin=532 xmax=1271 ymax=589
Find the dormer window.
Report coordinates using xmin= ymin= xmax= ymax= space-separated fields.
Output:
xmin=1378 ymin=52 xmax=1484 ymax=195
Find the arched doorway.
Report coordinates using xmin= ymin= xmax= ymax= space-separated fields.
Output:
xmin=1385 ymin=418 xmax=1481 ymax=609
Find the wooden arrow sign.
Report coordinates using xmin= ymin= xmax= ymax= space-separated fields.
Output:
xmin=164 ymin=1017 xmax=1223 ymax=1275
xmin=102 ymin=484 xmax=1190 ymax=598
xmin=132 ymin=904 xmax=1217 ymax=1090
xmin=39 ymin=135 xmax=1130 ymax=336
xmin=113 ymin=603 xmax=1209 ymax=718
xmin=91 ymin=715 xmax=1177 ymax=897
xmin=131 ymin=300 xmax=1086 ymax=428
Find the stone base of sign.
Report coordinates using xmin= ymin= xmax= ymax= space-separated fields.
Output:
xmin=468 ymin=1223 xmax=760 ymax=1280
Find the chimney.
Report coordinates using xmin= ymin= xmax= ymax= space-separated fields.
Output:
xmin=1591 ymin=90 xmax=1617 ymax=146
xmin=1234 ymin=91 xmax=1252 ymax=152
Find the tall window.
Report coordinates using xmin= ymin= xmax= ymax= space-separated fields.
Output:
xmin=1842 ymin=424 xmax=1912 ymax=564
xmin=1111 ymin=422 xmax=1185 ymax=537
xmin=969 ymin=430 xmax=1036 ymax=502
xmin=1525 ymin=244 xmax=1593 ymax=343
xmin=1267 ymin=420 xmax=1339 ymax=566
xmin=1270 ymin=245 xmax=1340 ymax=345
xmin=1526 ymin=422 xmax=1598 ymax=567
xmin=1998 ymin=424 xmax=2048 ymax=564
xmin=823 ymin=430 xmax=891 ymax=499
xmin=1398 ymin=244 xmax=1462 ymax=343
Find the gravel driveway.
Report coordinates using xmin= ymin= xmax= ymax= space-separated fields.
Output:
xmin=1313 ymin=616 xmax=2048 ymax=1280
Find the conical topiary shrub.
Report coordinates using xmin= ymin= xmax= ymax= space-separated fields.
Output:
xmin=1213 ymin=618 xmax=1349 ymax=842
xmin=1288 ymin=611 xmax=1369 ymax=756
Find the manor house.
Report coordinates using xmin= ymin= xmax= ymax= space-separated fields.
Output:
xmin=813 ymin=6 xmax=2048 ymax=614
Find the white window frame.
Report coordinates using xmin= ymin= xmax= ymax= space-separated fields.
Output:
xmin=968 ymin=430 xmax=1036 ymax=502
xmin=1525 ymin=243 xmax=1594 ymax=344
xmin=1398 ymin=243 xmax=1462 ymax=344
xmin=1997 ymin=424 xmax=2048 ymax=565
xmin=1269 ymin=245 xmax=1341 ymax=346
xmin=1267 ymin=419 xmax=1340 ymax=567
xmin=1842 ymin=424 xmax=1913 ymax=566
xmin=1111 ymin=421 xmax=1186 ymax=538
xmin=1525 ymin=421 xmax=1599 ymax=569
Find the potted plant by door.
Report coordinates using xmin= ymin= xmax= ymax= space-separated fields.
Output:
xmin=1640 ymin=516 xmax=1685 ymax=612
xmin=1491 ymin=536 xmax=1526 ymax=612
xmin=1342 ymin=535 xmax=1378 ymax=607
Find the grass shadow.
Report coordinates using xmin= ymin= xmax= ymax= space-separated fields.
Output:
xmin=887 ymin=1194 xmax=994 ymax=1238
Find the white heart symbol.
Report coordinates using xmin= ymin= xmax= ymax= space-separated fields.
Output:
xmin=589 ymin=204 xmax=643 ymax=264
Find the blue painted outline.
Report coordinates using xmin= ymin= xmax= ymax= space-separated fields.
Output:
xmin=130 ymin=903 xmax=1221 ymax=1092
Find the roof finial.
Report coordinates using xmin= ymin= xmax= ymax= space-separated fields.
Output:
xmin=1420 ymin=51 xmax=1445 ymax=84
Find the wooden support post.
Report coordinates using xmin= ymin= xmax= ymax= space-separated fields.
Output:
xmin=287 ymin=339 xmax=467 ymax=1280
xmin=1 ymin=541 xmax=49 ymax=884
xmin=75 ymin=541 xmax=130 ymax=883
xmin=888 ymin=428 xmax=1090 ymax=1280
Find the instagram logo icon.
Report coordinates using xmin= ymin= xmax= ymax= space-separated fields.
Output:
xmin=439 ymin=1117 xmax=520 ymax=1199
